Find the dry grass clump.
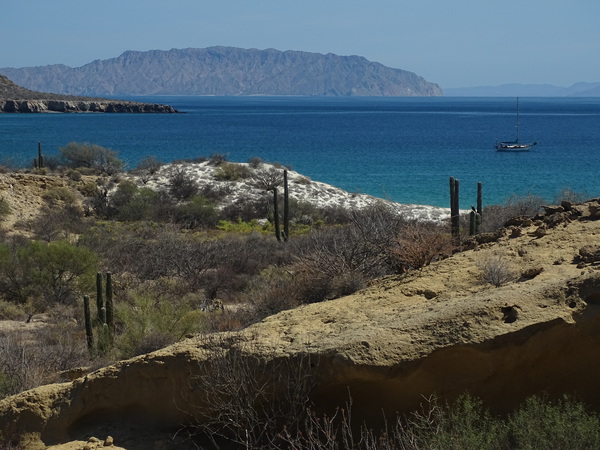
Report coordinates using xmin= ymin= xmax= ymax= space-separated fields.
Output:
xmin=477 ymin=253 xmax=518 ymax=287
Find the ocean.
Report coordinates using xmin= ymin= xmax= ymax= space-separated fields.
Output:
xmin=1 ymin=96 xmax=599 ymax=208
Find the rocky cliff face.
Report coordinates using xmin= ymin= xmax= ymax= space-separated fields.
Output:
xmin=0 ymin=99 xmax=177 ymax=113
xmin=0 ymin=74 xmax=178 ymax=113
xmin=0 ymin=47 xmax=442 ymax=97
xmin=2 ymin=197 xmax=600 ymax=448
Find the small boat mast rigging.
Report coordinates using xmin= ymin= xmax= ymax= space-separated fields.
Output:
xmin=495 ymin=97 xmax=537 ymax=152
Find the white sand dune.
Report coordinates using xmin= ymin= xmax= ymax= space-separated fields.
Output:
xmin=126 ymin=161 xmax=455 ymax=222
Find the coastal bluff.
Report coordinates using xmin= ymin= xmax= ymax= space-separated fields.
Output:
xmin=0 ymin=75 xmax=177 ymax=113
xmin=2 ymin=188 xmax=600 ymax=448
xmin=0 ymin=99 xmax=177 ymax=113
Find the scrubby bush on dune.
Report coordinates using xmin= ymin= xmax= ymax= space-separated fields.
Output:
xmin=213 ymin=162 xmax=252 ymax=181
xmin=168 ymin=167 xmax=199 ymax=200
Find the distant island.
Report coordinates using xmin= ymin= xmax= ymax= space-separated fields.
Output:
xmin=0 ymin=46 xmax=442 ymax=97
xmin=444 ymin=82 xmax=600 ymax=97
xmin=0 ymin=75 xmax=178 ymax=113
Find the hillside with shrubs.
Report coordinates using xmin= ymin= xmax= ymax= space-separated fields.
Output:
xmin=2 ymin=142 xmax=600 ymax=449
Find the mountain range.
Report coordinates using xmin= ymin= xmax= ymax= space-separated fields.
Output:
xmin=444 ymin=82 xmax=600 ymax=97
xmin=0 ymin=47 xmax=442 ymax=97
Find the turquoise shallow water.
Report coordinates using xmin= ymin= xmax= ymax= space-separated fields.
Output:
xmin=1 ymin=96 xmax=599 ymax=207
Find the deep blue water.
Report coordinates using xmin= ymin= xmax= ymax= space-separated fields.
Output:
xmin=1 ymin=96 xmax=599 ymax=208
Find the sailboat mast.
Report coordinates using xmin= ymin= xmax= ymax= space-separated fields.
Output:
xmin=515 ymin=97 xmax=520 ymax=143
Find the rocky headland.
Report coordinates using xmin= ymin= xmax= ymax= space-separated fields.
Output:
xmin=0 ymin=75 xmax=178 ymax=113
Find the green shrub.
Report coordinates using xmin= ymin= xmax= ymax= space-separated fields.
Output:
xmin=168 ymin=168 xmax=198 ymax=200
xmin=213 ymin=162 xmax=252 ymax=181
xmin=506 ymin=395 xmax=600 ymax=449
xmin=42 ymin=186 xmax=77 ymax=206
xmin=66 ymin=169 xmax=82 ymax=181
xmin=78 ymin=181 xmax=100 ymax=197
xmin=217 ymin=219 xmax=268 ymax=234
xmin=116 ymin=188 xmax=162 ymax=222
xmin=59 ymin=142 xmax=124 ymax=175
xmin=174 ymin=196 xmax=218 ymax=229
xmin=111 ymin=291 xmax=206 ymax=359
xmin=0 ymin=240 xmax=98 ymax=306
xmin=0 ymin=198 xmax=10 ymax=221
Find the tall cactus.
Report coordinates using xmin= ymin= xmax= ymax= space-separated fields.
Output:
xmin=83 ymin=295 xmax=94 ymax=350
xmin=273 ymin=187 xmax=281 ymax=242
xmin=477 ymin=181 xmax=483 ymax=225
xmin=468 ymin=182 xmax=483 ymax=236
xmin=283 ymin=169 xmax=290 ymax=241
xmin=449 ymin=177 xmax=460 ymax=243
xmin=96 ymin=272 xmax=104 ymax=325
xmin=106 ymin=272 xmax=114 ymax=333
xmin=38 ymin=141 xmax=44 ymax=169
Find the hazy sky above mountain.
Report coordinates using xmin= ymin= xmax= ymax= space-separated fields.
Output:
xmin=3 ymin=0 xmax=598 ymax=89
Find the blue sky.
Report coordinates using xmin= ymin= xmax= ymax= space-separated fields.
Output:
xmin=2 ymin=0 xmax=599 ymax=89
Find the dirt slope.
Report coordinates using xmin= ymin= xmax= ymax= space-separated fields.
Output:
xmin=2 ymin=187 xmax=600 ymax=448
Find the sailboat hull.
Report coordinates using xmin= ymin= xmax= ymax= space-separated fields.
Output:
xmin=495 ymin=141 xmax=537 ymax=152
xmin=495 ymin=98 xmax=537 ymax=152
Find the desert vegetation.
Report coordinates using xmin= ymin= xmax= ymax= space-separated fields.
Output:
xmin=0 ymin=142 xmax=594 ymax=448
xmin=0 ymin=143 xmax=459 ymax=399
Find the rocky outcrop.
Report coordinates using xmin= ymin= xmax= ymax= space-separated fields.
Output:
xmin=0 ymin=74 xmax=178 ymax=113
xmin=0 ymin=99 xmax=178 ymax=113
xmin=0 ymin=47 xmax=442 ymax=97
xmin=4 ymin=200 xmax=600 ymax=448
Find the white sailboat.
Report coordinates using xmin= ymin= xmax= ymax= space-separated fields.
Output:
xmin=495 ymin=98 xmax=537 ymax=152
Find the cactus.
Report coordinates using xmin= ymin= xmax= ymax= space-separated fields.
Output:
xmin=273 ymin=187 xmax=281 ymax=242
xmin=83 ymin=295 xmax=94 ymax=350
xmin=283 ymin=169 xmax=290 ymax=241
xmin=106 ymin=272 xmax=114 ymax=333
xmin=449 ymin=177 xmax=460 ymax=243
xmin=477 ymin=181 xmax=482 ymax=216
xmin=96 ymin=272 xmax=104 ymax=325
xmin=37 ymin=141 xmax=44 ymax=169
